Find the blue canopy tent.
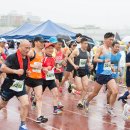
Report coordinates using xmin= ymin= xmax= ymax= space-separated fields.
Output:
xmin=20 ymin=20 xmax=76 ymax=39
xmin=0 ymin=23 xmax=36 ymax=39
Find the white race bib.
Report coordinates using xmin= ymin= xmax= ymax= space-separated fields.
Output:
xmin=46 ymin=70 xmax=55 ymax=80
xmin=104 ymin=62 xmax=111 ymax=70
xmin=10 ymin=80 xmax=24 ymax=92
xmin=32 ymin=62 xmax=42 ymax=73
xmin=32 ymin=68 xmax=41 ymax=73
xmin=79 ymin=59 xmax=86 ymax=67
xmin=55 ymin=59 xmax=63 ymax=65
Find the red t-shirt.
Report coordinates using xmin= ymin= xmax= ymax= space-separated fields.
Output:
xmin=1 ymin=53 xmax=7 ymax=60
xmin=42 ymin=56 xmax=55 ymax=79
xmin=54 ymin=50 xmax=64 ymax=73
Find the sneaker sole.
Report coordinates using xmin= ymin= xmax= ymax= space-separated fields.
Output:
xmin=53 ymin=112 xmax=62 ymax=115
xmin=36 ymin=119 xmax=48 ymax=123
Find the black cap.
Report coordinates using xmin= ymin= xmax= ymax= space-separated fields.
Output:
xmin=33 ymin=36 xmax=45 ymax=42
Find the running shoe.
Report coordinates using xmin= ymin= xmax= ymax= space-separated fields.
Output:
xmin=118 ymin=91 xmax=129 ymax=103
xmin=72 ymin=89 xmax=81 ymax=95
xmin=118 ymin=96 xmax=127 ymax=103
xmin=105 ymin=104 xmax=109 ymax=109
xmin=83 ymin=100 xmax=89 ymax=113
xmin=107 ymin=107 xmax=116 ymax=117
xmin=36 ymin=116 xmax=48 ymax=123
xmin=19 ymin=124 xmax=28 ymax=130
xmin=68 ymin=84 xmax=72 ymax=93
xmin=57 ymin=102 xmax=64 ymax=109
xmin=122 ymin=104 xmax=129 ymax=120
xmin=53 ymin=109 xmax=62 ymax=115
xmin=74 ymin=90 xmax=81 ymax=95
xmin=77 ymin=101 xmax=84 ymax=109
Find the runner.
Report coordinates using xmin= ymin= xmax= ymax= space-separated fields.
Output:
xmin=68 ymin=37 xmax=91 ymax=109
xmin=25 ymin=36 xmax=48 ymax=123
xmin=42 ymin=42 xmax=63 ymax=114
xmin=118 ymin=50 xmax=130 ymax=103
xmin=84 ymin=33 xmax=118 ymax=116
xmin=0 ymin=38 xmax=7 ymax=87
xmin=0 ymin=40 xmax=31 ymax=130
xmin=49 ymin=37 xmax=66 ymax=93
xmin=106 ymin=41 xmax=121 ymax=107
xmin=75 ymin=33 xmax=82 ymax=48
xmin=60 ymin=41 xmax=77 ymax=92
xmin=118 ymin=45 xmax=126 ymax=86
xmin=0 ymin=38 xmax=7 ymax=61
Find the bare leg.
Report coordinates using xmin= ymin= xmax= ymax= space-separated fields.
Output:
xmin=0 ymin=98 xmax=8 ymax=110
xmin=34 ymin=85 xmax=43 ymax=117
xmin=87 ymin=81 xmax=102 ymax=103
xmin=107 ymin=79 xmax=118 ymax=108
xmin=81 ymin=75 xmax=89 ymax=100
xmin=18 ymin=95 xmax=29 ymax=122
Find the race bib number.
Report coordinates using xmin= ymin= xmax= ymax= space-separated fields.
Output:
xmin=46 ymin=70 xmax=55 ymax=80
xmin=32 ymin=62 xmax=42 ymax=73
xmin=55 ymin=59 xmax=62 ymax=65
xmin=32 ymin=68 xmax=41 ymax=73
xmin=10 ymin=80 xmax=24 ymax=92
xmin=79 ymin=59 xmax=86 ymax=67
xmin=104 ymin=62 xmax=111 ymax=70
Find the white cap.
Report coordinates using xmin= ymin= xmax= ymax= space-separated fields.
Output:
xmin=0 ymin=38 xmax=7 ymax=43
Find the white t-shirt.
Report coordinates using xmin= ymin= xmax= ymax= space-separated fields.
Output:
xmin=119 ymin=51 xmax=126 ymax=67
xmin=76 ymin=44 xmax=81 ymax=49
xmin=8 ymin=49 xmax=16 ymax=55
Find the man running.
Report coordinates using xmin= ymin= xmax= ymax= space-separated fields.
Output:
xmin=68 ymin=37 xmax=91 ymax=109
xmin=0 ymin=40 xmax=31 ymax=130
xmin=106 ymin=41 xmax=121 ymax=107
xmin=84 ymin=33 xmax=118 ymax=116
xmin=25 ymin=36 xmax=48 ymax=123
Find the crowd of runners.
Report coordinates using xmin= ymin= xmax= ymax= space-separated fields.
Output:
xmin=0 ymin=32 xmax=130 ymax=130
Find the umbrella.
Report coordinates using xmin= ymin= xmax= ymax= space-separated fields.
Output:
xmin=122 ymin=36 xmax=130 ymax=45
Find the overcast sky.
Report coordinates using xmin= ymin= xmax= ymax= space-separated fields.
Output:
xmin=0 ymin=0 xmax=130 ymax=29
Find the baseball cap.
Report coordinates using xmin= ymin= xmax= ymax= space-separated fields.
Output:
xmin=45 ymin=42 xmax=55 ymax=49
xmin=49 ymin=37 xmax=58 ymax=44
xmin=0 ymin=38 xmax=7 ymax=43
xmin=33 ymin=36 xmax=45 ymax=43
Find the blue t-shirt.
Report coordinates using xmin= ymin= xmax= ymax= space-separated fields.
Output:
xmin=111 ymin=52 xmax=121 ymax=79
xmin=96 ymin=52 xmax=112 ymax=75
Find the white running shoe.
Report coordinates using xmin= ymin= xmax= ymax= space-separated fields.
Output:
xmin=122 ymin=104 xmax=130 ymax=121
xmin=107 ymin=107 xmax=116 ymax=117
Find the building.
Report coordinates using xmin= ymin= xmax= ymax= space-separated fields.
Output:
xmin=0 ymin=12 xmax=24 ymax=26
xmin=0 ymin=11 xmax=41 ymax=27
